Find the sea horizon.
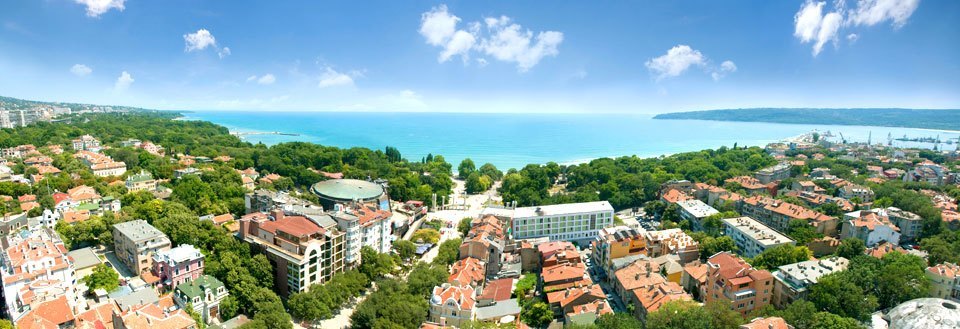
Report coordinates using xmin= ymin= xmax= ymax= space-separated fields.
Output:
xmin=183 ymin=111 xmax=960 ymax=171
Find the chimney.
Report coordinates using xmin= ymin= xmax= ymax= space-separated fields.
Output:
xmin=271 ymin=209 xmax=284 ymax=221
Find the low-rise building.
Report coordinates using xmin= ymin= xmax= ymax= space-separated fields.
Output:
xmin=632 ymin=281 xmax=691 ymax=321
xmin=449 ymin=257 xmax=486 ymax=287
xmin=538 ymin=241 xmax=580 ymax=268
xmin=1 ymin=229 xmax=78 ymax=320
xmin=926 ymin=262 xmax=960 ymax=302
xmin=152 ymin=244 xmax=205 ymax=292
xmin=460 ymin=215 xmax=505 ymax=276
xmin=429 ymin=284 xmax=476 ymax=328
xmin=510 ymin=201 xmax=614 ymax=242
xmin=71 ymin=135 xmax=100 ymax=151
xmin=564 ymin=300 xmax=613 ymax=327
xmin=238 ymin=210 xmax=345 ymax=297
xmin=838 ymin=184 xmax=875 ymax=203
xmin=725 ymin=176 xmax=771 ymax=195
xmin=644 ymin=229 xmax=699 ymax=264
xmin=546 ymin=284 xmax=605 ymax=316
xmin=115 ymin=302 xmax=197 ymax=329
xmin=771 ymin=257 xmax=849 ymax=308
xmin=722 ymin=217 xmax=795 ymax=258
xmin=542 ymin=263 xmax=590 ymax=292
xmin=740 ymin=317 xmax=793 ymax=329
xmin=840 ymin=210 xmax=901 ymax=247
xmin=125 ymin=170 xmax=158 ymax=192
xmin=174 ymin=275 xmax=228 ymax=324
xmin=113 ymin=220 xmax=172 ymax=276
xmin=703 ymin=252 xmax=774 ymax=315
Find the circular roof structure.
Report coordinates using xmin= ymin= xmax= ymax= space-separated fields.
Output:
xmin=311 ymin=179 xmax=385 ymax=202
xmin=884 ymin=298 xmax=960 ymax=329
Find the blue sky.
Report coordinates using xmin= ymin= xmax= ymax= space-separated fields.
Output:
xmin=1 ymin=0 xmax=957 ymax=113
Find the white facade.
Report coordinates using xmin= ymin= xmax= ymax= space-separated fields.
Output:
xmin=511 ymin=201 xmax=615 ymax=241
xmin=0 ymin=229 xmax=78 ymax=321
xmin=722 ymin=216 xmax=795 ymax=258
xmin=332 ymin=208 xmax=394 ymax=266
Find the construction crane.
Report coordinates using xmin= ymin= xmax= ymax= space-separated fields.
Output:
xmin=838 ymin=132 xmax=847 ymax=144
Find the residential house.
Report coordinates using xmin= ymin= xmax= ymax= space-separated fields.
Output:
xmin=840 ymin=210 xmax=901 ymax=247
xmin=125 ymin=170 xmax=158 ymax=192
xmin=545 ymin=284 xmax=605 ymax=316
xmin=725 ymin=176 xmax=772 ymax=195
xmin=771 ymin=257 xmax=849 ymax=308
xmin=541 ymin=263 xmax=590 ymax=292
xmin=681 ymin=261 xmax=708 ymax=300
xmin=926 ymin=262 xmax=960 ymax=302
xmin=460 ymin=215 xmax=505 ymax=276
xmin=564 ymin=300 xmax=613 ymax=326
xmin=1 ymin=229 xmax=78 ymax=321
xmin=703 ymin=252 xmax=774 ymax=315
xmin=632 ymin=281 xmax=691 ymax=321
xmin=113 ymin=220 xmax=172 ymax=275
xmin=174 ymin=275 xmax=229 ymax=324
xmin=755 ymin=162 xmax=792 ymax=184
xmin=15 ymin=295 xmax=75 ymax=329
xmin=114 ymin=302 xmax=197 ymax=329
xmin=449 ymin=257 xmax=486 ymax=287
xmin=538 ymin=241 xmax=580 ymax=268
xmin=722 ymin=217 xmax=795 ymax=258
xmin=429 ymin=284 xmax=476 ymax=328
xmin=740 ymin=317 xmax=793 ymax=329
xmin=152 ymin=244 xmax=205 ymax=292
xmin=839 ymin=184 xmax=875 ymax=203
xmin=612 ymin=259 xmax=664 ymax=308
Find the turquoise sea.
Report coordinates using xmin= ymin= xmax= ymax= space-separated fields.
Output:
xmin=184 ymin=111 xmax=960 ymax=171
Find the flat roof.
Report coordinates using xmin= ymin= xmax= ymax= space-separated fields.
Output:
xmin=722 ymin=216 xmax=794 ymax=246
xmin=113 ymin=220 xmax=168 ymax=242
xmin=677 ymin=199 xmax=719 ymax=218
xmin=514 ymin=201 xmax=613 ymax=218
xmin=67 ymin=247 xmax=102 ymax=270
xmin=311 ymin=179 xmax=384 ymax=201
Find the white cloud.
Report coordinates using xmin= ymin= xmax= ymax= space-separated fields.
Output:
xmin=848 ymin=0 xmax=920 ymax=28
xmin=793 ymin=0 xmax=920 ymax=56
xmin=711 ymin=60 xmax=738 ymax=81
xmin=257 ymin=74 xmax=276 ymax=85
xmin=246 ymin=75 xmax=257 ymax=82
xmin=218 ymin=47 xmax=231 ymax=59
xmin=476 ymin=58 xmax=488 ymax=67
xmin=418 ymin=5 xmax=563 ymax=71
xmin=70 ymin=64 xmax=92 ymax=77
xmin=645 ymin=45 xmax=706 ymax=80
xmin=114 ymin=71 xmax=133 ymax=91
xmin=184 ymin=29 xmax=217 ymax=52
xmin=318 ymin=67 xmax=355 ymax=88
xmin=74 ymin=0 xmax=125 ymax=18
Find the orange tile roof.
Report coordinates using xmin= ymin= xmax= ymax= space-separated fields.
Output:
xmin=708 ymin=252 xmax=772 ymax=283
xmin=478 ymin=278 xmax=514 ymax=302
xmin=75 ymin=302 xmax=118 ymax=329
xmin=614 ymin=259 xmax=665 ymax=291
xmin=725 ymin=176 xmax=766 ymax=190
xmin=927 ymin=262 xmax=960 ymax=279
xmin=742 ymin=317 xmax=791 ymax=329
xmin=16 ymin=295 xmax=74 ymax=329
xmin=542 ymin=263 xmax=586 ymax=285
xmin=432 ymin=285 xmax=476 ymax=311
xmin=119 ymin=303 xmax=196 ymax=329
xmin=62 ymin=210 xmax=91 ymax=224
xmin=566 ymin=299 xmax=613 ymax=319
xmin=449 ymin=257 xmax=486 ymax=286
xmin=867 ymin=242 xmax=907 ymax=259
xmin=683 ymin=262 xmax=708 ymax=283
xmin=633 ymin=281 xmax=691 ymax=313
xmin=662 ymin=188 xmax=692 ymax=204
xmin=259 ymin=214 xmax=323 ymax=237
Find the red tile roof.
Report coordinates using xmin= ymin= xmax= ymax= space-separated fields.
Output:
xmin=478 ymin=278 xmax=514 ymax=302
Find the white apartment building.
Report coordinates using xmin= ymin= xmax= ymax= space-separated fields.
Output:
xmin=722 ymin=216 xmax=795 ymax=258
xmin=677 ymin=199 xmax=719 ymax=231
xmin=772 ymin=257 xmax=849 ymax=308
xmin=1 ymin=229 xmax=78 ymax=321
xmin=330 ymin=205 xmax=394 ymax=266
xmin=511 ymin=201 xmax=615 ymax=241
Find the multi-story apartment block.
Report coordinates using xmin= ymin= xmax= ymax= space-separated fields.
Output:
xmin=330 ymin=204 xmax=393 ymax=266
xmin=722 ymin=217 xmax=795 ymax=258
xmin=591 ymin=226 xmax=646 ymax=272
xmin=0 ymin=229 xmax=78 ymax=320
xmin=243 ymin=189 xmax=313 ymax=214
xmin=644 ymin=229 xmax=699 ymax=264
xmin=886 ymin=207 xmax=924 ymax=242
xmin=839 ymin=184 xmax=875 ymax=203
xmin=125 ymin=170 xmax=158 ymax=192
xmin=239 ymin=210 xmax=345 ymax=297
xmin=840 ymin=210 xmax=901 ymax=247
xmin=755 ymin=162 xmax=792 ymax=184
xmin=74 ymin=150 xmax=126 ymax=177
xmin=725 ymin=176 xmax=771 ymax=195
xmin=174 ymin=275 xmax=228 ymax=324
xmin=771 ymin=257 xmax=849 ymax=308
xmin=741 ymin=196 xmax=838 ymax=236
xmin=510 ymin=201 xmax=614 ymax=241
xmin=677 ymin=199 xmax=719 ymax=231
xmin=71 ymin=134 xmax=100 ymax=151
xmin=429 ymin=283 xmax=476 ymax=327
xmin=152 ymin=244 xmax=205 ymax=292
xmin=113 ymin=220 xmax=172 ymax=276
xmin=704 ymin=252 xmax=774 ymax=316
xmin=927 ymin=262 xmax=960 ymax=302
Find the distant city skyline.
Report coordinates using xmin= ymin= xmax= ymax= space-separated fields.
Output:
xmin=1 ymin=0 xmax=958 ymax=113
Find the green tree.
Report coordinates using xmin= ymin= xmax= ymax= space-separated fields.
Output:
xmin=646 ymin=299 xmax=712 ymax=329
xmin=406 ymin=262 xmax=449 ymax=297
xmin=458 ymin=158 xmax=476 ymax=179
xmin=458 ymin=217 xmax=473 ymax=236
xmin=392 ymin=239 xmax=417 ymax=261
xmin=808 ymin=272 xmax=878 ymax=320
xmin=786 ymin=219 xmax=823 ymax=245
xmin=478 ymin=163 xmax=503 ymax=181
xmin=520 ymin=301 xmax=553 ymax=328
xmin=465 ymin=172 xmax=493 ymax=194
xmin=82 ymin=264 xmax=119 ymax=294
xmin=411 ymin=228 xmax=440 ymax=244
xmin=751 ymin=244 xmax=813 ymax=270
xmin=0 ymin=319 xmax=12 ymax=329
xmin=359 ymin=246 xmax=395 ymax=280
xmin=835 ymin=238 xmax=865 ymax=259
xmin=433 ymin=238 xmax=462 ymax=266
xmin=514 ymin=273 xmax=537 ymax=299
xmin=184 ymin=303 xmax=207 ymax=329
